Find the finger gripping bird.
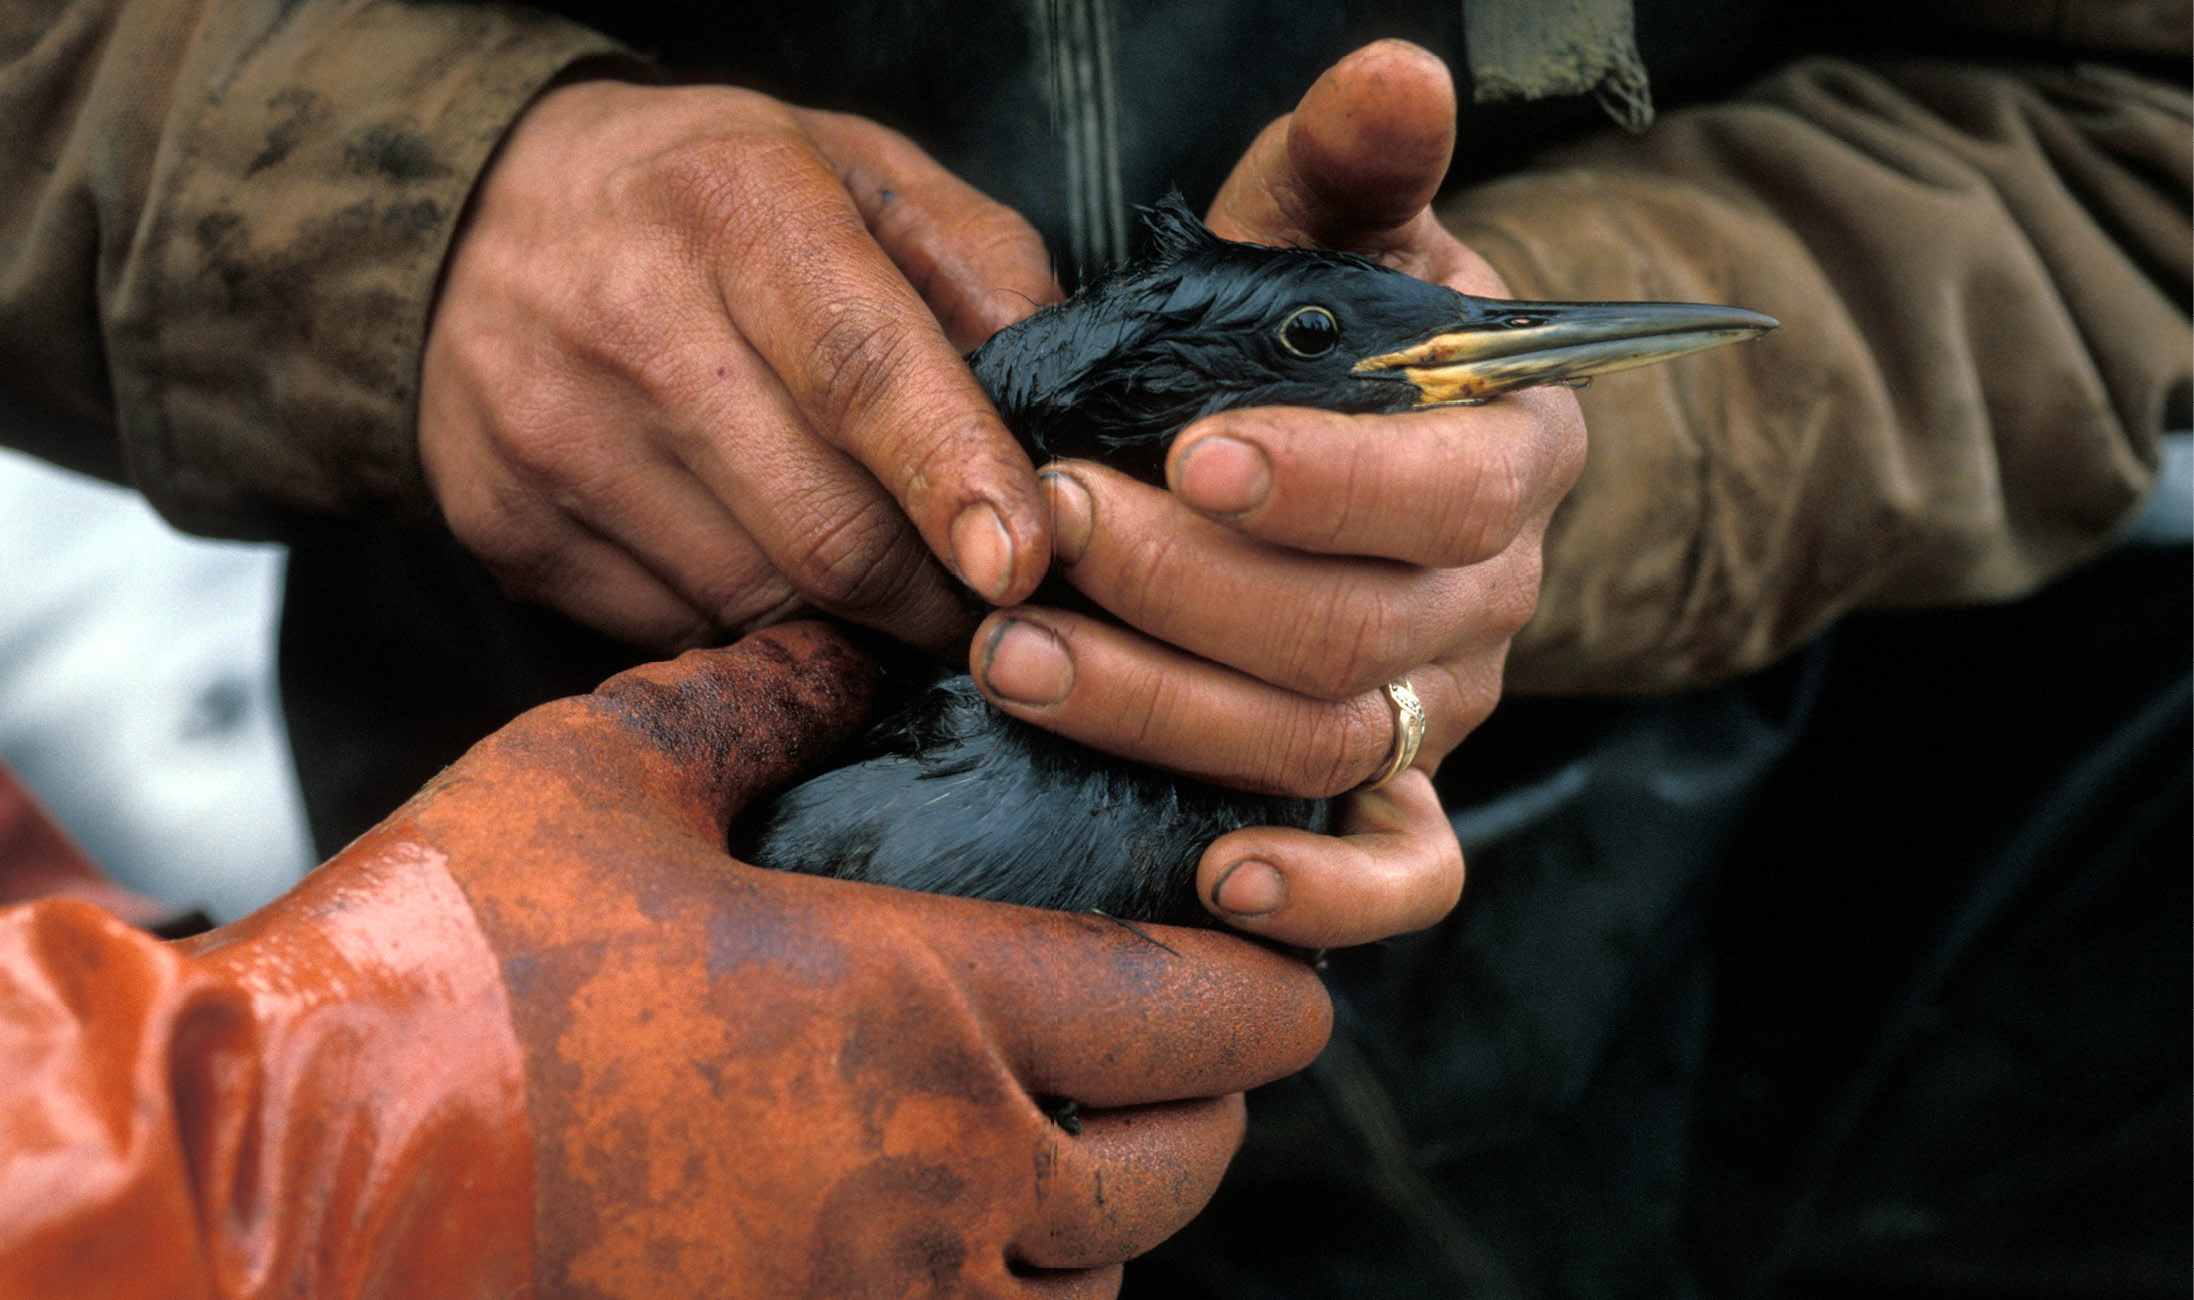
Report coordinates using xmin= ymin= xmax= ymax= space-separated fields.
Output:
xmin=733 ymin=196 xmax=1774 ymax=926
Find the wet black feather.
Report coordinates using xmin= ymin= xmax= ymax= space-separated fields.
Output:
xmin=966 ymin=196 xmax=1458 ymax=484
xmin=732 ymin=196 xmax=1495 ymax=925
xmin=730 ymin=674 xmax=1325 ymax=925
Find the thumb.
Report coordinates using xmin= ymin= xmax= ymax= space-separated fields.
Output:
xmin=1208 ymin=38 xmax=1455 ymax=252
xmin=413 ymin=622 xmax=876 ymax=843
xmin=587 ymin=622 xmax=878 ymax=834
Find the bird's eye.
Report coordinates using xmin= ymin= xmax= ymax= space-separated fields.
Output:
xmin=1279 ymin=306 xmax=1339 ymax=357
xmin=1502 ymin=314 xmax=1548 ymax=329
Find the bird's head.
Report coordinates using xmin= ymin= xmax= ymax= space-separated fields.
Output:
xmin=971 ymin=195 xmax=1776 ymax=484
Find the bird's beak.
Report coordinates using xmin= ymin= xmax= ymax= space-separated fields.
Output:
xmin=1351 ymin=300 xmax=1778 ymax=405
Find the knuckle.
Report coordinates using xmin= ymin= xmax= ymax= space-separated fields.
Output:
xmin=631 ymin=139 xmax=736 ymax=229
xmin=1455 ymin=443 xmax=1530 ymax=558
xmin=642 ymin=123 xmax=797 ymax=224
xmin=1515 ymin=385 xmax=1590 ymax=497
xmin=1275 ymin=697 xmax=1386 ymax=800
xmin=1552 ymin=408 xmax=1589 ymax=494
xmin=1439 ymin=833 xmax=1468 ymax=889
xmin=958 ymin=203 xmax=1046 ymax=266
xmin=463 ymin=482 xmax=569 ymax=582
xmin=794 ymin=104 xmax=887 ymax=154
xmin=509 ymin=422 xmax=622 ymax=503
xmin=1107 ymin=525 xmax=1189 ymax=630
xmin=576 ymin=246 xmax=675 ymax=357
xmin=809 ymin=303 xmax=920 ymax=436
xmin=862 ymin=197 xmax=933 ymax=267
xmin=1459 ymin=546 xmax=1546 ymax=647
xmin=672 ymin=542 xmax=796 ymax=631
xmin=437 ymin=499 xmax=509 ymax=569
xmin=1115 ymin=666 xmax=1177 ymax=756
xmin=1439 ymin=655 xmax=1505 ymax=738
xmin=558 ymin=257 xmax=734 ymax=424
xmin=439 ymin=457 xmax=556 ymax=573
xmin=436 ymin=319 xmax=537 ymax=419
xmin=1490 ymin=550 xmax=1545 ymax=638
xmin=1288 ymin=586 xmax=1411 ymax=699
xmin=888 ymin=411 xmax=992 ymax=515
xmin=874 ymin=184 xmax=1040 ymax=273
xmin=780 ymin=492 xmax=922 ymax=615
xmin=1404 ymin=418 xmax=1522 ymax=566
xmin=472 ymin=531 xmax=565 ymax=607
xmin=1321 ymin=421 xmax=1390 ymax=538
xmin=705 ymin=576 xmax=799 ymax=633
xmin=620 ymin=335 xmax=714 ymax=413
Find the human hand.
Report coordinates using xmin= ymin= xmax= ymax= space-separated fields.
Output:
xmin=420 ymin=80 xmax=1060 ymax=658
xmin=968 ymin=41 xmax=1587 ymax=947
xmin=174 ymin=623 xmax=1326 ymax=1298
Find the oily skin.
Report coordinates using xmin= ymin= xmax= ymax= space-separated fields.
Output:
xmin=421 ymin=40 xmax=1583 ymax=949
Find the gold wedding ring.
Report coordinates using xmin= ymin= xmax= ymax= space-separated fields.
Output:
xmin=1359 ymin=679 xmax=1426 ymax=792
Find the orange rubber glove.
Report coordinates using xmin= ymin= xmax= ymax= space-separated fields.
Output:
xmin=0 ymin=622 xmax=1330 ymax=1298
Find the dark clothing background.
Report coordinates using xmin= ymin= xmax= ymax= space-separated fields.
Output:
xmin=1136 ymin=539 xmax=2190 ymax=1299
xmin=531 ymin=0 xmax=1793 ymax=281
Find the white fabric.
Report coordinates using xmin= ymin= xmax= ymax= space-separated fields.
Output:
xmin=0 ymin=446 xmax=313 ymax=922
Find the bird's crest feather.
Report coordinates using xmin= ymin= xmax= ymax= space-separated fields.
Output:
xmin=1140 ymin=191 xmax=1226 ymax=265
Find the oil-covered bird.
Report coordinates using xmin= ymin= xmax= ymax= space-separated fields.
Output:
xmin=731 ymin=197 xmax=1775 ymax=925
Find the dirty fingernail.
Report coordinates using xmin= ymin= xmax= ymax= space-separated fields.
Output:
xmin=1041 ymin=469 xmax=1094 ymax=565
xmin=952 ymin=501 xmax=1016 ymax=602
xmin=1175 ymin=436 xmax=1272 ymax=517
xmin=1212 ymin=860 xmax=1287 ymax=917
xmin=981 ymin=619 xmax=1074 ymax=707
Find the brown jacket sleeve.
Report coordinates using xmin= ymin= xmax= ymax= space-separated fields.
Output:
xmin=0 ymin=0 xmax=623 ymax=537
xmin=1442 ymin=57 xmax=2192 ymax=695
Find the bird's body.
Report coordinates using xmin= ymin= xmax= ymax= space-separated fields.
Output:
xmin=734 ymin=198 xmax=1774 ymax=925
xmin=732 ymin=671 xmax=1326 ymax=924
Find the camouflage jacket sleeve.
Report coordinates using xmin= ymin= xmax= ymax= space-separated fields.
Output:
xmin=0 ymin=0 xmax=624 ymax=537
xmin=1443 ymin=57 xmax=2192 ymax=695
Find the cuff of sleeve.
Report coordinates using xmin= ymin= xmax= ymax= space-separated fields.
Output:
xmin=110 ymin=0 xmax=630 ymax=537
xmin=0 ymin=838 xmax=530 ymax=1297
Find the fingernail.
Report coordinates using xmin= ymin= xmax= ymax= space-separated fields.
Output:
xmin=1174 ymin=436 xmax=1272 ymax=517
xmin=1041 ymin=469 xmax=1094 ymax=565
xmin=951 ymin=501 xmax=1015 ymax=602
xmin=981 ymin=619 xmax=1074 ymax=707
xmin=1212 ymin=860 xmax=1287 ymax=917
